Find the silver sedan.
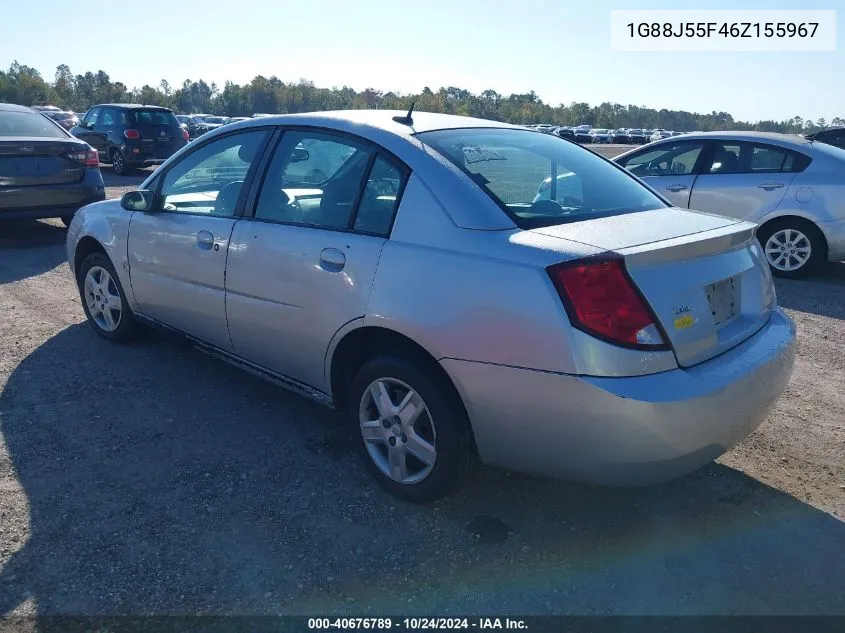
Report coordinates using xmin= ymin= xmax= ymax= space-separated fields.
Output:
xmin=614 ymin=131 xmax=845 ymax=278
xmin=66 ymin=111 xmax=796 ymax=502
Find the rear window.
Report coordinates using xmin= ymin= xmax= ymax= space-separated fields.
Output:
xmin=129 ymin=109 xmax=179 ymax=126
xmin=0 ymin=111 xmax=67 ymax=138
xmin=416 ymin=127 xmax=667 ymax=229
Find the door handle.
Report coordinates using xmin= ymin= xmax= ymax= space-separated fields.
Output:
xmin=196 ymin=230 xmax=217 ymax=251
xmin=758 ymin=182 xmax=785 ymax=190
xmin=319 ymin=247 xmax=346 ymax=271
xmin=665 ymin=184 xmax=689 ymax=192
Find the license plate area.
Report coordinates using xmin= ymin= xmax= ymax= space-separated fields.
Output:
xmin=705 ymin=276 xmax=738 ymax=327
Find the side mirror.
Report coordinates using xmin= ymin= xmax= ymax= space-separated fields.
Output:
xmin=121 ymin=189 xmax=153 ymax=212
xmin=291 ymin=147 xmax=310 ymax=163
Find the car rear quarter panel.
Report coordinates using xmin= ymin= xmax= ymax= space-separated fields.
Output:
xmin=358 ymin=175 xmax=678 ymax=378
xmin=67 ymin=200 xmax=135 ymax=308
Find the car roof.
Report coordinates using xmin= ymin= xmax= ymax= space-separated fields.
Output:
xmin=665 ymin=130 xmax=814 ymax=149
xmin=94 ymin=103 xmax=172 ymax=111
xmin=0 ymin=103 xmax=36 ymax=113
xmin=229 ymin=109 xmax=517 ymax=137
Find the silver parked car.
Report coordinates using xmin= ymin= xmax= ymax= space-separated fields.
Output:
xmin=66 ymin=111 xmax=796 ymax=502
xmin=614 ymin=131 xmax=845 ymax=277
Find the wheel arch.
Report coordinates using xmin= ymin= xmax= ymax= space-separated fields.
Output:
xmin=327 ymin=324 xmax=468 ymax=421
xmin=73 ymin=235 xmax=108 ymax=280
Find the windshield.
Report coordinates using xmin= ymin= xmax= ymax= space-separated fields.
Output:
xmin=416 ymin=127 xmax=667 ymax=229
xmin=0 ymin=110 xmax=67 ymax=138
xmin=204 ymin=116 xmax=228 ymax=124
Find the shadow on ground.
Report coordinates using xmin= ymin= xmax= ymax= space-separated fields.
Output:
xmin=1 ymin=324 xmax=844 ymax=616
xmin=775 ymin=262 xmax=845 ymax=320
xmin=0 ymin=221 xmax=68 ymax=284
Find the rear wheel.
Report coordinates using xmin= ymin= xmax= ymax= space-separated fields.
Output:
xmin=348 ymin=355 xmax=474 ymax=503
xmin=758 ymin=218 xmax=826 ymax=279
xmin=110 ymin=148 xmax=133 ymax=176
xmin=76 ymin=251 xmax=139 ymax=342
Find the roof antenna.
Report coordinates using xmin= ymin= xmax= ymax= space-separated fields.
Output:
xmin=392 ymin=101 xmax=415 ymax=126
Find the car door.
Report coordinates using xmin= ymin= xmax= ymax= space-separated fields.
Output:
xmin=98 ymin=107 xmax=123 ymax=154
xmin=74 ymin=107 xmax=105 ymax=156
xmin=126 ymin=128 xmax=272 ymax=350
xmin=687 ymin=141 xmax=797 ymax=221
xmin=226 ymin=128 xmax=409 ymax=392
xmin=615 ymin=140 xmax=709 ymax=208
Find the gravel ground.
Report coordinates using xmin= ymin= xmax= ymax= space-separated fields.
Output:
xmin=0 ymin=158 xmax=843 ymax=617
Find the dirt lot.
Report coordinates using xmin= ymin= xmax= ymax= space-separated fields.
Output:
xmin=0 ymin=158 xmax=844 ymax=617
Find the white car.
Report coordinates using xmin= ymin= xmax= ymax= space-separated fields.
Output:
xmin=614 ymin=131 xmax=845 ymax=277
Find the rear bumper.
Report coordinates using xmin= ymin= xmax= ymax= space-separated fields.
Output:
xmin=123 ymin=141 xmax=186 ymax=167
xmin=0 ymin=177 xmax=105 ymax=221
xmin=443 ymin=308 xmax=796 ymax=486
xmin=819 ymin=218 xmax=845 ymax=261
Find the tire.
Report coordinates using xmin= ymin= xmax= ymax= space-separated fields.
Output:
xmin=76 ymin=251 xmax=139 ymax=343
xmin=110 ymin=148 xmax=134 ymax=176
xmin=757 ymin=218 xmax=826 ymax=279
xmin=348 ymin=355 xmax=475 ymax=503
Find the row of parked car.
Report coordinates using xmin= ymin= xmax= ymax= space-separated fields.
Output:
xmin=175 ymin=113 xmax=253 ymax=140
xmin=524 ymin=123 xmax=690 ymax=144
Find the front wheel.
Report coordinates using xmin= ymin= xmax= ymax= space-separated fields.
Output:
xmin=349 ymin=355 xmax=474 ymax=503
xmin=758 ymin=219 xmax=826 ymax=279
xmin=76 ymin=251 xmax=139 ymax=342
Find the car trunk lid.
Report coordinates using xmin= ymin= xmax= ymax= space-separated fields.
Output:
xmin=0 ymin=138 xmax=87 ymax=187
xmin=533 ymin=207 xmax=775 ymax=368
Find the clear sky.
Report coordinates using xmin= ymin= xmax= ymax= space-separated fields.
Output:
xmin=1 ymin=0 xmax=842 ymax=122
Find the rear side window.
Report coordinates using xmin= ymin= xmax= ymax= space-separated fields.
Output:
xmin=417 ymin=128 xmax=666 ymax=229
xmin=0 ymin=111 xmax=67 ymax=138
xmin=101 ymin=108 xmax=127 ymax=126
xmin=707 ymin=142 xmax=811 ymax=174
xmin=130 ymin=109 xmax=179 ymax=127
xmin=353 ymin=156 xmax=408 ymax=235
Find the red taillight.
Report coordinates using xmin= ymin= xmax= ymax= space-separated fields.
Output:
xmin=69 ymin=148 xmax=100 ymax=167
xmin=181 ymin=128 xmax=189 ymax=141
xmin=124 ymin=129 xmax=140 ymax=140
xmin=547 ymin=258 xmax=668 ymax=350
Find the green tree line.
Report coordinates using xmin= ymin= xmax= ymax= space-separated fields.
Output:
xmin=2 ymin=60 xmax=842 ymax=133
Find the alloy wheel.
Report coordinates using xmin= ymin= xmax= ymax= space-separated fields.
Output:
xmin=84 ymin=266 xmax=123 ymax=332
xmin=358 ymin=378 xmax=437 ymax=485
xmin=765 ymin=228 xmax=812 ymax=272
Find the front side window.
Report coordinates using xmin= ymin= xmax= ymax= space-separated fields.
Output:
xmin=254 ymin=131 xmax=372 ymax=229
xmin=417 ymin=128 xmax=666 ymax=228
xmin=83 ymin=107 xmax=101 ymax=127
xmin=619 ymin=141 xmax=706 ymax=177
xmin=158 ymin=129 xmax=268 ymax=216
